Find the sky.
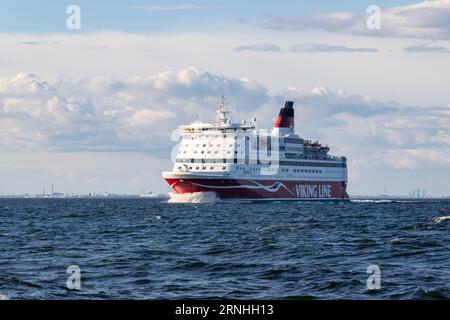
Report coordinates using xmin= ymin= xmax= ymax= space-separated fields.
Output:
xmin=0 ymin=0 xmax=449 ymax=196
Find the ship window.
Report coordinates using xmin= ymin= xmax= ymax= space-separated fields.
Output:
xmin=214 ymin=151 xmax=218 ymax=154
xmin=189 ymin=166 xmax=192 ymax=169
xmin=196 ymin=144 xmax=199 ymax=147
xmin=203 ymin=144 xmax=206 ymax=147
xmin=210 ymin=167 xmax=214 ymax=170
xmin=201 ymin=151 xmax=204 ymax=154
xmin=194 ymin=151 xmax=197 ymax=154
xmin=196 ymin=167 xmax=199 ymax=170
xmin=222 ymin=167 xmax=226 ymax=170
xmin=217 ymin=144 xmax=220 ymax=147
xmin=202 ymin=167 xmax=206 ymax=170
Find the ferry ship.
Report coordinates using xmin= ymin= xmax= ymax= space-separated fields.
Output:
xmin=162 ymin=98 xmax=349 ymax=200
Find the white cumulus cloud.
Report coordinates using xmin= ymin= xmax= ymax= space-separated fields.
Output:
xmin=0 ymin=67 xmax=448 ymax=174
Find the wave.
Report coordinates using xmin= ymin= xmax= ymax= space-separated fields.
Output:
xmin=256 ymin=226 xmax=298 ymax=232
xmin=351 ymin=199 xmax=395 ymax=203
xmin=432 ymin=215 xmax=450 ymax=224
xmin=140 ymin=193 xmax=170 ymax=199
xmin=143 ymin=215 xmax=162 ymax=221
xmin=387 ymin=238 xmax=402 ymax=244
xmin=167 ymin=192 xmax=218 ymax=204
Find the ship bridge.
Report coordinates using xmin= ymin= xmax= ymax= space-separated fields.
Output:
xmin=179 ymin=96 xmax=256 ymax=134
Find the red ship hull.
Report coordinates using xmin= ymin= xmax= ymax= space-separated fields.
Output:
xmin=164 ymin=177 xmax=349 ymax=200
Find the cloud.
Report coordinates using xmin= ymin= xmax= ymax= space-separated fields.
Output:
xmin=1 ymin=67 xmax=448 ymax=175
xmin=234 ymin=43 xmax=378 ymax=53
xmin=290 ymin=43 xmax=378 ymax=53
xmin=404 ymin=44 xmax=450 ymax=53
xmin=263 ymin=86 xmax=450 ymax=171
xmin=0 ymin=68 xmax=269 ymax=153
xmin=18 ymin=41 xmax=48 ymax=45
xmin=234 ymin=43 xmax=282 ymax=52
xmin=127 ymin=109 xmax=176 ymax=127
xmin=129 ymin=4 xmax=239 ymax=11
xmin=263 ymin=0 xmax=450 ymax=40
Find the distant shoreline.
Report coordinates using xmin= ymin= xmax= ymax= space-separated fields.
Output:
xmin=0 ymin=195 xmax=448 ymax=201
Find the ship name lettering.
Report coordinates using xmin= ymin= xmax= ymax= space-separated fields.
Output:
xmin=295 ymin=184 xmax=331 ymax=198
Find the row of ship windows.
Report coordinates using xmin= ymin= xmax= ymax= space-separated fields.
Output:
xmin=192 ymin=143 xmax=234 ymax=147
xmin=180 ymin=166 xmax=227 ymax=171
xmin=180 ymin=150 xmax=240 ymax=155
xmin=181 ymin=144 xmax=237 ymax=149
xmin=176 ymin=158 xmax=346 ymax=168
xmin=178 ymin=166 xmax=323 ymax=174
xmin=184 ymin=135 xmax=301 ymax=143
xmin=188 ymin=133 xmax=253 ymax=139
xmin=280 ymin=168 xmax=322 ymax=173
xmin=180 ymin=150 xmax=316 ymax=157
xmin=184 ymin=143 xmax=300 ymax=149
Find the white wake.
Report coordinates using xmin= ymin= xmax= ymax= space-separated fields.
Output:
xmin=432 ymin=215 xmax=450 ymax=224
xmin=167 ymin=192 xmax=218 ymax=204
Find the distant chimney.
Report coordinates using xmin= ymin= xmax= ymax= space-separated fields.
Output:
xmin=274 ymin=101 xmax=294 ymax=129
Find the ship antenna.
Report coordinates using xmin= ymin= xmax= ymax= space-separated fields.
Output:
xmin=216 ymin=95 xmax=230 ymax=124
xmin=218 ymin=95 xmax=225 ymax=111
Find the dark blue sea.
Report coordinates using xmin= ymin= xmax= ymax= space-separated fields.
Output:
xmin=1 ymin=198 xmax=450 ymax=300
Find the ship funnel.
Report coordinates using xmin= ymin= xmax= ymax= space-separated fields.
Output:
xmin=274 ymin=101 xmax=294 ymax=129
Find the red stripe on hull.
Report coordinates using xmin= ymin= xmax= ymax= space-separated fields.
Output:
xmin=165 ymin=178 xmax=349 ymax=200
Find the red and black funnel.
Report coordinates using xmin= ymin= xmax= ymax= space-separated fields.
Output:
xmin=274 ymin=101 xmax=294 ymax=129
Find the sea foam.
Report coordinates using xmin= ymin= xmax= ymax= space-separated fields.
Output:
xmin=432 ymin=215 xmax=450 ymax=224
xmin=168 ymin=192 xmax=218 ymax=204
